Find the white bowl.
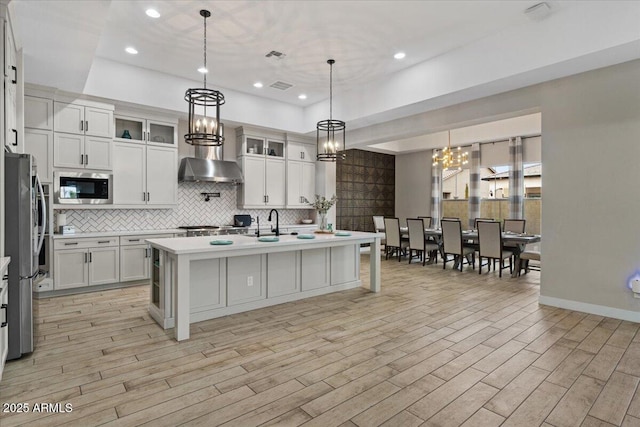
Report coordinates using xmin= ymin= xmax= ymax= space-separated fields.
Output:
xmin=301 ymin=219 xmax=313 ymax=224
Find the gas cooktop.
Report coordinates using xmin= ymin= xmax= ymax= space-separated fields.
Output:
xmin=178 ymin=225 xmax=249 ymax=236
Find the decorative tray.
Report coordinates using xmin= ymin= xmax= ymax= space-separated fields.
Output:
xmin=314 ymin=230 xmax=334 ymax=234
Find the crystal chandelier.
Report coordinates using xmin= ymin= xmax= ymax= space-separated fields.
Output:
xmin=432 ymin=130 xmax=468 ymax=170
xmin=317 ymin=59 xmax=346 ymax=161
xmin=184 ymin=9 xmax=225 ymax=146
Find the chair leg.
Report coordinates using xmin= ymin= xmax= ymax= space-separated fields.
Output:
xmin=499 ymin=259 xmax=503 ymax=278
xmin=478 ymin=256 xmax=482 ymax=274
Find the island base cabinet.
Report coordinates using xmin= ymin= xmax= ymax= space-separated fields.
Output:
xmin=267 ymin=252 xmax=300 ymax=297
xmin=301 ymin=248 xmax=330 ymax=291
xmin=227 ymin=255 xmax=266 ymax=306
xmin=190 ymin=259 xmax=226 ymax=314
xmin=331 ymin=245 xmax=360 ymax=286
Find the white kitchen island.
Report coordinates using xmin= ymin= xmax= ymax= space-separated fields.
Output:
xmin=146 ymin=231 xmax=381 ymax=341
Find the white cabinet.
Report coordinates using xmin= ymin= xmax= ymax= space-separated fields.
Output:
xmin=286 ymin=161 xmax=315 ymax=208
xmin=53 ymin=133 xmax=112 ymax=170
xmin=0 ymin=262 xmax=9 ymax=382
xmin=54 ymin=102 xmax=113 ymax=138
xmin=53 ymin=238 xmax=119 ymax=290
xmin=237 ymin=156 xmax=285 ymax=208
xmin=120 ymin=234 xmax=173 ymax=282
xmin=113 ymin=142 xmax=177 ymax=206
xmin=3 ymin=14 xmax=18 ymax=153
xmin=114 ymin=115 xmax=177 ymax=147
xmin=24 ymin=129 xmax=53 ymax=183
xmin=287 ymin=140 xmax=316 ymax=162
xmin=25 ymin=96 xmax=53 ymax=130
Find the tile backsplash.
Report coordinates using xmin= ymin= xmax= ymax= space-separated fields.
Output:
xmin=57 ymin=182 xmax=314 ymax=232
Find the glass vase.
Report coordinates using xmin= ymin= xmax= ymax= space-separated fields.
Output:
xmin=318 ymin=211 xmax=328 ymax=231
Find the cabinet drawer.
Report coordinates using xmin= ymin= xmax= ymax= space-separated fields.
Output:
xmin=120 ymin=234 xmax=172 ymax=246
xmin=54 ymin=237 xmax=118 ymax=250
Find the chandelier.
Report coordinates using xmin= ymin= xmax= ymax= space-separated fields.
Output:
xmin=432 ymin=130 xmax=468 ymax=170
xmin=184 ymin=9 xmax=225 ymax=146
xmin=317 ymin=59 xmax=346 ymax=161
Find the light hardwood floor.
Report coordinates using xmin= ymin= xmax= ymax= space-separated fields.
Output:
xmin=1 ymin=254 xmax=639 ymax=426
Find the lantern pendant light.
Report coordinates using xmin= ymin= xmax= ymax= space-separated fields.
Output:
xmin=316 ymin=59 xmax=346 ymax=161
xmin=184 ymin=9 xmax=225 ymax=146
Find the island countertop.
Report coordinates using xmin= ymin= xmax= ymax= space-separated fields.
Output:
xmin=146 ymin=231 xmax=381 ymax=255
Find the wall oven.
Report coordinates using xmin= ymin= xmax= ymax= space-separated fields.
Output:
xmin=53 ymin=171 xmax=112 ymax=204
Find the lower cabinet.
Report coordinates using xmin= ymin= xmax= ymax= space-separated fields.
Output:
xmin=301 ymin=248 xmax=330 ymax=291
xmin=267 ymin=252 xmax=300 ymax=297
xmin=54 ymin=245 xmax=119 ymax=289
xmin=120 ymin=245 xmax=150 ymax=282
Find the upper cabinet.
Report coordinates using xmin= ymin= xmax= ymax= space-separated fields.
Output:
xmin=25 ymin=96 xmax=53 ymax=130
xmin=3 ymin=11 xmax=19 ymax=153
xmin=287 ymin=140 xmax=316 ymax=163
xmin=114 ymin=115 xmax=177 ymax=147
xmin=54 ymin=102 xmax=113 ymax=139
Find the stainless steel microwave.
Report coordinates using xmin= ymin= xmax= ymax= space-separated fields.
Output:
xmin=53 ymin=171 xmax=113 ymax=204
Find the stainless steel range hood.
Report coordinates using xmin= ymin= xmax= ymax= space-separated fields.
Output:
xmin=178 ymin=145 xmax=244 ymax=184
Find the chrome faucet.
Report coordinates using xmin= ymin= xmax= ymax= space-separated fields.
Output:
xmin=268 ymin=209 xmax=279 ymax=236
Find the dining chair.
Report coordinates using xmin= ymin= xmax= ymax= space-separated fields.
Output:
xmin=383 ymin=217 xmax=408 ymax=261
xmin=477 ymin=221 xmax=513 ymax=277
xmin=473 ymin=218 xmax=494 ymax=229
xmin=504 ymin=219 xmax=526 ymax=233
xmin=372 ymin=215 xmax=386 ymax=249
xmin=441 ymin=219 xmax=475 ymax=271
xmin=518 ymin=242 xmax=541 ymax=276
xmin=406 ymin=218 xmax=439 ymax=265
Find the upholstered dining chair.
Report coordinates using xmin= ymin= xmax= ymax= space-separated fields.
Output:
xmin=383 ymin=217 xmax=408 ymax=261
xmin=518 ymin=242 xmax=541 ymax=276
xmin=477 ymin=221 xmax=513 ymax=277
xmin=473 ymin=218 xmax=494 ymax=229
xmin=417 ymin=216 xmax=433 ymax=228
xmin=406 ymin=218 xmax=439 ymax=265
xmin=372 ymin=215 xmax=386 ymax=249
xmin=441 ymin=219 xmax=475 ymax=271
xmin=503 ymin=219 xmax=526 ymax=233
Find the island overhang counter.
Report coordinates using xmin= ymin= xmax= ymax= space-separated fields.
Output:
xmin=146 ymin=231 xmax=382 ymax=341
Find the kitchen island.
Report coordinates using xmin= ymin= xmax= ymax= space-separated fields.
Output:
xmin=146 ymin=231 xmax=381 ymax=341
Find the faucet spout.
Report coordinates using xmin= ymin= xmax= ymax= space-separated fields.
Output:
xmin=268 ymin=209 xmax=280 ymax=236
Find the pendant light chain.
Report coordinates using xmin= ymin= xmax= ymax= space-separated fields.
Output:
xmin=329 ymin=61 xmax=333 ymax=121
xmin=203 ymin=11 xmax=207 ymax=89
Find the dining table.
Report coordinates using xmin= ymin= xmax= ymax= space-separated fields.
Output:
xmin=400 ymin=227 xmax=541 ymax=278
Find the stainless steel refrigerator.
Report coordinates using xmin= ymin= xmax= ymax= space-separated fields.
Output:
xmin=4 ymin=153 xmax=46 ymax=360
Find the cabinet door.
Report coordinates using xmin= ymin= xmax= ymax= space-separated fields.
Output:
xmin=301 ymin=162 xmax=316 ymax=204
xmin=120 ymin=245 xmax=150 ymax=282
xmin=267 ymin=252 xmax=300 ymax=297
xmin=53 ymin=133 xmax=84 ymax=168
xmin=84 ymin=137 xmax=112 ymax=170
xmin=242 ymin=156 xmax=266 ymax=206
xmin=0 ymin=282 xmax=8 ymax=380
xmin=148 ymin=120 xmax=177 ymax=147
xmin=113 ymin=143 xmax=146 ymax=205
xmin=287 ymin=141 xmax=315 ymax=162
xmin=114 ymin=115 xmax=145 ymax=143
xmin=286 ymin=161 xmax=303 ymax=207
xmin=265 ymin=159 xmax=285 ymax=206
xmin=24 ymin=96 xmax=53 ymax=130
xmin=54 ymin=102 xmax=84 ymax=135
xmin=146 ymin=146 xmax=177 ymax=205
xmin=89 ymin=247 xmax=120 ymax=286
xmin=24 ymin=129 xmax=53 ymax=183
xmin=54 ymin=249 xmax=88 ymax=289
xmin=84 ymin=107 xmax=113 ymax=138
xmin=4 ymin=82 xmax=18 ymax=152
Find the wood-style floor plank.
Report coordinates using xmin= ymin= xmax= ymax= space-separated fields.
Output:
xmin=0 ymin=253 xmax=638 ymax=426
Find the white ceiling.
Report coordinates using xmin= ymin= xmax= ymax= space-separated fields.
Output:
xmin=10 ymin=0 xmax=640 ymax=152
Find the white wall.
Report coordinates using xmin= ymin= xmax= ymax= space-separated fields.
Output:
xmin=395 ymin=152 xmax=431 ymax=220
xmin=393 ymin=59 xmax=640 ymax=321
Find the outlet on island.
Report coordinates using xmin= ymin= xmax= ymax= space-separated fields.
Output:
xmin=247 ymin=276 xmax=254 ymax=287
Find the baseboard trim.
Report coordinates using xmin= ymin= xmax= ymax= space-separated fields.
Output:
xmin=539 ymin=295 xmax=640 ymax=323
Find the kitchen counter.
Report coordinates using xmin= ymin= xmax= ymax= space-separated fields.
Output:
xmin=147 ymin=231 xmax=382 ymax=341
xmin=52 ymin=229 xmax=186 ymax=239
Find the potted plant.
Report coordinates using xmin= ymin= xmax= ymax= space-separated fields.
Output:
xmin=303 ymin=194 xmax=337 ymax=231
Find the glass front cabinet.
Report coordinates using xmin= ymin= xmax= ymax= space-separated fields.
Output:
xmin=114 ymin=115 xmax=177 ymax=147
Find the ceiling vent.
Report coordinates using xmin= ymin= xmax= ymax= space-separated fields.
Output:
xmin=524 ymin=2 xmax=551 ymax=21
xmin=270 ymin=81 xmax=293 ymax=90
xmin=265 ymin=50 xmax=286 ymax=59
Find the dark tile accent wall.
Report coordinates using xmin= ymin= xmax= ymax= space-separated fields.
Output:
xmin=336 ymin=149 xmax=395 ymax=232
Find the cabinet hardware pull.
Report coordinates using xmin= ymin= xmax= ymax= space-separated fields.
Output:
xmin=147 ymin=192 xmax=150 ymax=202
xmin=64 ymin=242 xmax=78 ymax=246
xmin=143 ymin=192 xmax=146 ymax=202
xmin=85 ymin=154 xmax=88 ymax=165
xmin=301 ymin=152 xmax=304 ymax=159
xmin=89 ymin=252 xmax=92 ymax=263
xmin=98 ymin=240 xmax=110 ymax=244
xmin=2 ymin=274 xmax=7 ymax=280
xmin=129 ymin=239 xmax=140 ymax=242
xmin=11 ymin=65 xmax=17 ymax=84
xmin=85 ymin=121 xmax=88 ymax=132
xmin=80 ymin=120 xmax=84 ymax=131
xmin=1 ymin=303 xmax=7 ymax=328
xmin=12 ymin=129 xmax=17 ymax=146
xmin=84 ymin=253 xmax=87 ymax=263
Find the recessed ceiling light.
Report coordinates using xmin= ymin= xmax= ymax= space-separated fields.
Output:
xmin=394 ymin=52 xmax=406 ymax=60
xmin=145 ymin=8 xmax=160 ymax=18
xmin=253 ymin=82 xmax=263 ymax=88
xmin=125 ymin=46 xmax=138 ymax=55
xmin=298 ymin=94 xmax=307 ymax=100
xmin=197 ymin=67 xmax=208 ymax=74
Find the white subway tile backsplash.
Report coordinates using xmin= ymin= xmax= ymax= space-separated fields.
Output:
xmin=57 ymin=182 xmax=314 ymax=232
